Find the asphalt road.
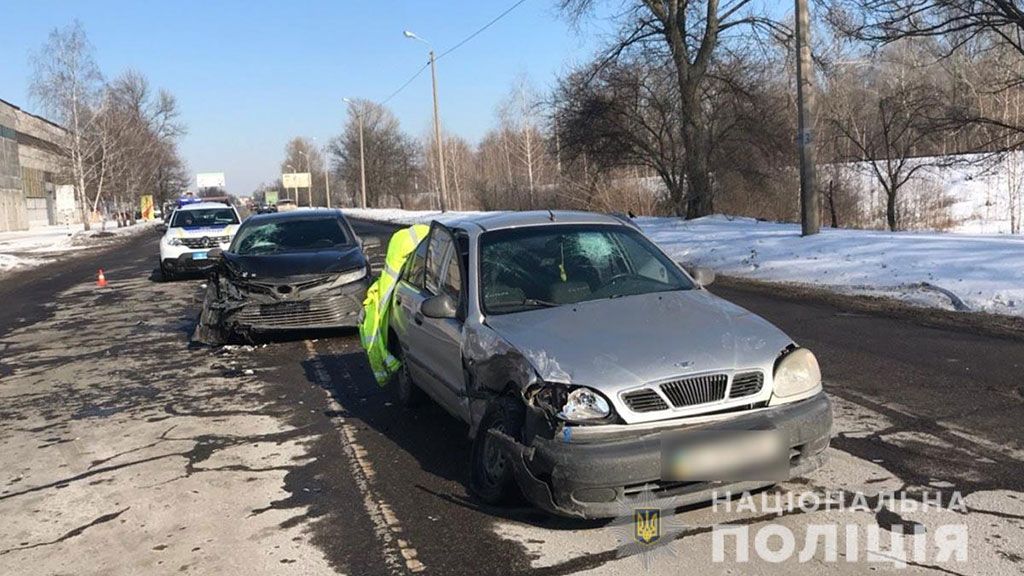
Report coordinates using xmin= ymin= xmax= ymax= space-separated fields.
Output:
xmin=0 ymin=219 xmax=1022 ymax=576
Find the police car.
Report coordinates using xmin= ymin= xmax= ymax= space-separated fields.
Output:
xmin=159 ymin=200 xmax=241 ymax=280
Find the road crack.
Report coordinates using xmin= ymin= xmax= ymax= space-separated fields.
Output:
xmin=0 ymin=507 xmax=130 ymax=556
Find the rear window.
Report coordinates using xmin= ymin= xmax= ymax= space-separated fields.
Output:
xmin=231 ymin=217 xmax=352 ymax=255
xmin=170 ymin=208 xmax=238 ymax=228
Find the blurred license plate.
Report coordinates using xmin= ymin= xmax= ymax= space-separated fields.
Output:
xmin=193 ymin=252 xmax=208 ymax=260
xmin=662 ymin=428 xmax=787 ymax=482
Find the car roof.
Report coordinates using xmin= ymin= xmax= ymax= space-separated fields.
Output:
xmin=178 ymin=201 xmax=235 ymax=211
xmin=443 ymin=210 xmax=632 ymax=232
xmin=245 ymin=208 xmax=347 ymax=224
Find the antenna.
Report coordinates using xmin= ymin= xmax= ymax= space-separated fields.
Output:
xmin=548 ymin=209 xmax=555 ymax=221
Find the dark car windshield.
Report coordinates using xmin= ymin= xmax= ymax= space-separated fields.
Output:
xmin=231 ymin=217 xmax=352 ymax=255
xmin=170 ymin=208 xmax=238 ymax=228
xmin=480 ymin=224 xmax=694 ymax=315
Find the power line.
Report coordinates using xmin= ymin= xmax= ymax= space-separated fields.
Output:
xmin=378 ymin=0 xmax=530 ymax=105
xmin=436 ymin=0 xmax=529 ymax=62
xmin=381 ymin=63 xmax=430 ymax=106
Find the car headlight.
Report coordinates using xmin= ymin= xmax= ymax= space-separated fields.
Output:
xmin=166 ymin=237 xmax=183 ymax=246
xmin=330 ymin=266 xmax=368 ymax=287
xmin=558 ymin=387 xmax=611 ymax=422
xmin=772 ymin=348 xmax=821 ymax=401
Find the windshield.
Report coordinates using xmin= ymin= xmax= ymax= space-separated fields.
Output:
xmin=170 ymin=208 xmax=238 ymax=228
xmin=231 ymin=217 xmax=352 ymax=255
xmin=480 ymin=224 xmax=694 ymax=315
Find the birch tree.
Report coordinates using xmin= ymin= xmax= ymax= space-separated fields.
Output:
xmin=29 ymin=20 xmax=103 ymax=229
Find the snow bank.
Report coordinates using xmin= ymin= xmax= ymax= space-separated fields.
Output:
xmin=345 ymin=209 xmax=1024 ymax=318
xmin=0 ymin=220 xmax=155 ymax=274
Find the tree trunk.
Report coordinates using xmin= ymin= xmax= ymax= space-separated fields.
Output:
xmin=886 ymin=189 xmax=898 ymax=231
xmin=681 ymin=96 xmax=713 ymax=219
xmin=827 ymin=179 xmax=839 ymax=228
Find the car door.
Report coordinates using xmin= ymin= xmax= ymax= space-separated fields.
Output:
xmin=401 ymin=223 xmax=469 ymax=421
xmin=392 ymin=235 xmax=427 ymax=349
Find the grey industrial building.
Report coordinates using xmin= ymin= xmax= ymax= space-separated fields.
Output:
xmin=0 ymin=98 xmax=73 ymax=232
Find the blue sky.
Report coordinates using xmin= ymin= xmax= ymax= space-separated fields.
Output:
xmin=1 ymin=0 xmax=613 ymax=195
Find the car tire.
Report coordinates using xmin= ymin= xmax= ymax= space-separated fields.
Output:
xmin=470 ymin=395 xmax=525 ymax=505
xmin=192 ymin=282 xmax=228 ymax=346
xmin=159 ymin=262 xmax=174 ymax=282
xmin=391 ymin=346 xmax=425 ymax=407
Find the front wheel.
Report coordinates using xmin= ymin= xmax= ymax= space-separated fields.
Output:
xmin=159 ymin=261 xmax=175 ymax=282
xmin=393 ymin=360 xmax=425 ymax=407
xmin=470 ymin=395 xmax=525 ymax=504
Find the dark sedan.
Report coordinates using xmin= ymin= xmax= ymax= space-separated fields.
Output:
xmin=194 ymin=209 xmax=373 ymax=343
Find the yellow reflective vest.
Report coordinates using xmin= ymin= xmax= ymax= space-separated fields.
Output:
xmin=360 ymin=224 xmax=430 ymax=385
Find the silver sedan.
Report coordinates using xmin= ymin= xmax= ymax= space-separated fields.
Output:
xmin=388 ymin=211 xmax=831 ymax=519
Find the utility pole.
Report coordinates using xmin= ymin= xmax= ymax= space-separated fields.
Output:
xmin=345 ymin=98 xmax=369 ymax=209
xmin=795 ymin=0 xmax=820 ymax=236
xmin=428 ymin=49 xmax=448 ymax=212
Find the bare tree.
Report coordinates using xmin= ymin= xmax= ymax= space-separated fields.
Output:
xmin=561 ymin=0 xmax=784 ymax=218
xmin=827 ymin=49 xmax=945 ymax=230
xmin=29 ymin=20 xmax=103 ymax=229
xmin=555 ymin=58 xmax=686 ymax=213
xmin=280 ymin=137 xmax=324 ymax=206
xmin=497 ymin=75 xmax=550 ymax=208
xmin=329 ymin=101 xmax=420 ymax=208
xmin=829 ymin=0 xmax=1024 ymax=56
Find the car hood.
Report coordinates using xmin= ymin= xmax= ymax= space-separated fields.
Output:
xmin=224 ymin=246 xmax=366 ymax=279
xmin=483 ymin=290 xmax=793 ymax=389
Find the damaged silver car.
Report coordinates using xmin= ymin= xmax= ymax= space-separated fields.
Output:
xmin=194 ymin=209 xmax=372 ymax=344
xmin=387 ymin=211 xmax=832 ymax=519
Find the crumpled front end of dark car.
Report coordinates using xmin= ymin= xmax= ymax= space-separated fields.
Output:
xmin=195 ymin=270 xmax=369 ymax=343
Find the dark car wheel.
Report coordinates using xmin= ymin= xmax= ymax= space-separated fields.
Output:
xmin=159 ymin=261 xmax=174 ymax=282
xmin=471 ymin=395 xmax=525 ymax=505
xmin=391 ymin=347 xmax=425 ymax=407
xmin=192 ymin=282 xmax=228 ymax=346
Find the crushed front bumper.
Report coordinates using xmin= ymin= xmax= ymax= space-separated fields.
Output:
xmin=223 ymin=278 xmax=369 ymax=331
xmin=500 ymin=391 xmax=832 ymax=519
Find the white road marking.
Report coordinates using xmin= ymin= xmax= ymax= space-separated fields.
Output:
xmin=303 ymin=339 xmax=425 ymax=574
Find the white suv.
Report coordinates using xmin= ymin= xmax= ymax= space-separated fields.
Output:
xmin=159 ymin=201 xmax=241 ymax=280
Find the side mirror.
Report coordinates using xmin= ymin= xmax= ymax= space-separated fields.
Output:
xmin=156 ymin=223 xmax=168 ymax=233
xmin=421 ymin=293 xmax=457 ymax=319
xmin=207 ymin=247 xmax=224 ymax=261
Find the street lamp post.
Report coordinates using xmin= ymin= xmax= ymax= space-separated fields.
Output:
xmin=344 ymin=98 xmax=368 ymax=209
xmin=404 ymin=30 xmax=448 ymax=212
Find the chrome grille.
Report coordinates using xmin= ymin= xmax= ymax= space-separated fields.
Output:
xmin=182 ymin=235 xmax=230 ymax=249
xmin=621 ymin=389 xmax=668 ymax=413
xmin=659 ymin=374 xmax=728 ymax=408
xmin=729 ymin=371 xmax=764 ymax=398
xmin=233 ymin=296 xmax=360 ymax=329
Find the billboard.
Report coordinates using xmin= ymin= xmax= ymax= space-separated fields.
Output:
xmin=264 ymin=190 xmax=279 ymax=205
xmin=282 ymin=172 xmax=311 ymax=188
xmin=140 ymin=195 xmax=155 ymax=220
xmin=196 ymin=172 xmax=226 ymax=189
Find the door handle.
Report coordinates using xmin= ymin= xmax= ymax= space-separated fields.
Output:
xmin=414 ymin=311 xmax=424 ymax=325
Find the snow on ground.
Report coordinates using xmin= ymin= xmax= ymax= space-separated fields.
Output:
xmin=0 ymin=220 xmax=155 ymax=274
xmin=344 ymin=208 xmax=1024 ymax=318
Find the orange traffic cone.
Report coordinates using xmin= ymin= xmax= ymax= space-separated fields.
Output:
xmin=97 ymin=269 xmax=108 ymax=288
